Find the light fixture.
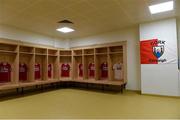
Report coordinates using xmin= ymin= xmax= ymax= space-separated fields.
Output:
xmin=149 ymin=1 xmax=174 ymax=14
xmin=56 ymin=20 xmax=75 ymax=33
xmin=56 ymin=27 xmax=74 ymax=33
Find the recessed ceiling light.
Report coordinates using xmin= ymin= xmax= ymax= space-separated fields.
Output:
xmin=56 ymin=27 xmax=74 ymax=33
xmin=149 ymin=1 xmax=174 ymax=14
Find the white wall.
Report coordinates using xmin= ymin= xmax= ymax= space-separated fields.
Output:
xmin=140 ymin=18 xmax=179 ymax=96
xmin=1 ymin=19 xmax=179 ymax=95
xmin=177 ymin=18 xmax=180 ymax=96
xmin=0 ymin=24 xmax=69 ymax=49
xmin=177 ymin=18 xmax=180 ymax=58
xmin=70 ymin=27 xmax=141 ymax=90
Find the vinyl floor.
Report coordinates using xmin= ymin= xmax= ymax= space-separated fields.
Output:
xmin=0 ymin=88 xmax=179 ymax=119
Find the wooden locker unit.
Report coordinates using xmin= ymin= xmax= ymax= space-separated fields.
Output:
xmin=73 ymin=50 xmax=83 ymax=80
xmin=83 ymin=49 xmax=95 ymax=80
xmin=48 ymin=49 xmax=59 ymax=80
xmin=109 ymin=46 xmax=123 ymax=53
xmin=73 ymin=49 xmax=82 ymax=56
xmin=96 ymin=47 xmax=108 ymax=54
xmin=19 ymin=46 xmax=35 ymax=82
xmin=0 ymin=43 xmax=19 ymax=83
xmin=35 ymin=48 xmax=48 ymax=81
xmin=123 ymin=43 xmax=127 ymax=83
xmin=0 ymin=43 xmax=19 ymax=84
xmin=108 ymin=46 xmax=124 ymax=81
xmin=19 ymin=45 xmax=34 ymax=54
xmin=35 ymin=47 xmax=47 ymax=55
xmin=60 ymin=50 xmax=72 ymax=56
xmin=95 ymin=47 xmax=108 ymax=80
xmin=59 ymin=50 xmax=72 ymax=80
xmin=0 ymin=38 xmax=127 ymax=92
xmin=48 ymin=49 xmax=58 ymax=56
xmin=84 ymin=48 xmax=94 ymax=55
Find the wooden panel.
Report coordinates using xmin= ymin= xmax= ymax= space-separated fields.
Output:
xmin=20 ymin=46 xmax=34 ymax=53
xmin=71 ymin=41 xmax=126 ymax=50
xmin=109 ymin=46 xmax=123 ymax=53
xmin=95 ymin=47 xmax=108 ymax=54
xmin=60 ymin=50 xmax=72 ymax=56
xmin=95 ymin=54 xmax=108 ymax=80
xmin=35 ymin=48 xmax=47 ymax=55
xmin=0 ymin=52 xmax=18 ymax=83
xmin=0 ymin=43 xmax=18 ymax=54
xmin=123 ymin=43 xmax=127 ymax=83
xmin=48 ymin=56 xmax=58 ymax=80
xmin=48 ymin=49 xmax=58 ymax=56
xmin=19 ymin=54 xmax=34 ymax=82
xmin=73 ymin=56 xmax=83 ymax=80
xmin=84 ymin=48 xmax=94 ymax=55
xmin=35 ymin=55 xmax=48 ymax=81
xmin=60 ymin=56 xmax=72 ymax=80
xmin=84 ymin=55 xmax=95 ymax=80
xmin=0 ymin=38 xmax=127 ymax=90
xmin=73 ymin=50 xmax=82 ymax=56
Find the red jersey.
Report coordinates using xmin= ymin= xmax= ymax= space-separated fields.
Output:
xmin=48 ymin=64 xmax=52 ymax=78
xmin=19 ymin=63 xmax=28 ymax=81
xmin=101 ymin=62 xmax=108 ymax=79
xmin=35 ymin=64 xmax=41 ymax=80
xmin=61 ymin=63 xmax=70 ymax=77
xmin=79 ymin=63 xmax=83 ymax=77
xmin=88 ymin=63 xmax=95 ymax=77
xmin=0 ymin=62 xmax=11 ymax=83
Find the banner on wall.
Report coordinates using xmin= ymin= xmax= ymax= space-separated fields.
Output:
xmin=140 ymin=39 xmax=177 ymax=64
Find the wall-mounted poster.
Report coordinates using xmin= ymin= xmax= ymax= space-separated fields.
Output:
xmin=140 ymin=39 xmax=177 ymax=64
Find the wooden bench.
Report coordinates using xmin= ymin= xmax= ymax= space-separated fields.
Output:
xmin=60 ymin=79 xmax=126 ymax=92
xmin=0 ymin=80 xmax=62 ymax=94
xmin=0 ymin=79 xmax=126 ymax=94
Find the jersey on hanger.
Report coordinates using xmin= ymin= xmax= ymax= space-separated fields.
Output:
xmin=48 ymin=64 xmax=52 ymax=78
xmin=0 ymin=62 xmax=11 ymax=83
xmin=35 ymin=63 xmax=41 ymax=80
xmin=88 ymin=63 xmax=95 ymax=77
xmin=79 ymin=63 xmax=83 ymax=77
xmin=61 ymin=63 xmax=70 ymax=77
xmin=113 ymin=63 xmax=123 ymax=80
xmin=101 ymin=62 xmax=108 ymax=79
xmin=19 ymin=63 xmax=28 ymax=81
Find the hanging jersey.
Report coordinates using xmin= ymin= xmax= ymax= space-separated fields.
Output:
xmin=79 ymin=63 xmax=83 ymax=77
xmin=101 ymin=62 xmax=108 ymax=79
xmin=113 ymin=63 xmax=123 ymax=80
xmin=19 ymin=63 xmax=28 ymax=81
xmin=48 ymin=64 xmax=52 ymax=78
xmin=35 ymin=64 xmax=41 ymax=80
xmin=61 ymin=63 xmax=70 ymax=77
xmin=88 ymin=63 xmax=95 ymax=77
xmin=0 ymin=62 xmax=11 ymax=83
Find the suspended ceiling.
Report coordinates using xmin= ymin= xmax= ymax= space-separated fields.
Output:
xmin=0 ymin=0 xmax=179 ymax=39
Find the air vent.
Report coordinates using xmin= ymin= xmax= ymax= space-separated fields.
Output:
xmin=58 ymin=20 xmax=73 ymax=24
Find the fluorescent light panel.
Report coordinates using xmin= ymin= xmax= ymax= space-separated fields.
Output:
xmin=149 ymin=1 xmax=174 ymax=14
xmin=56 ymin=27 xmax=74 ymax=33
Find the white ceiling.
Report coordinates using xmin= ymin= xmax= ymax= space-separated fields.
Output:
xmin=0 ymin=0 xmax=179 ymax=39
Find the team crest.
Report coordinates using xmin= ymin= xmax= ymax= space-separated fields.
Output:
xmin=152 ymin=45 xmax=164 ymax=58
